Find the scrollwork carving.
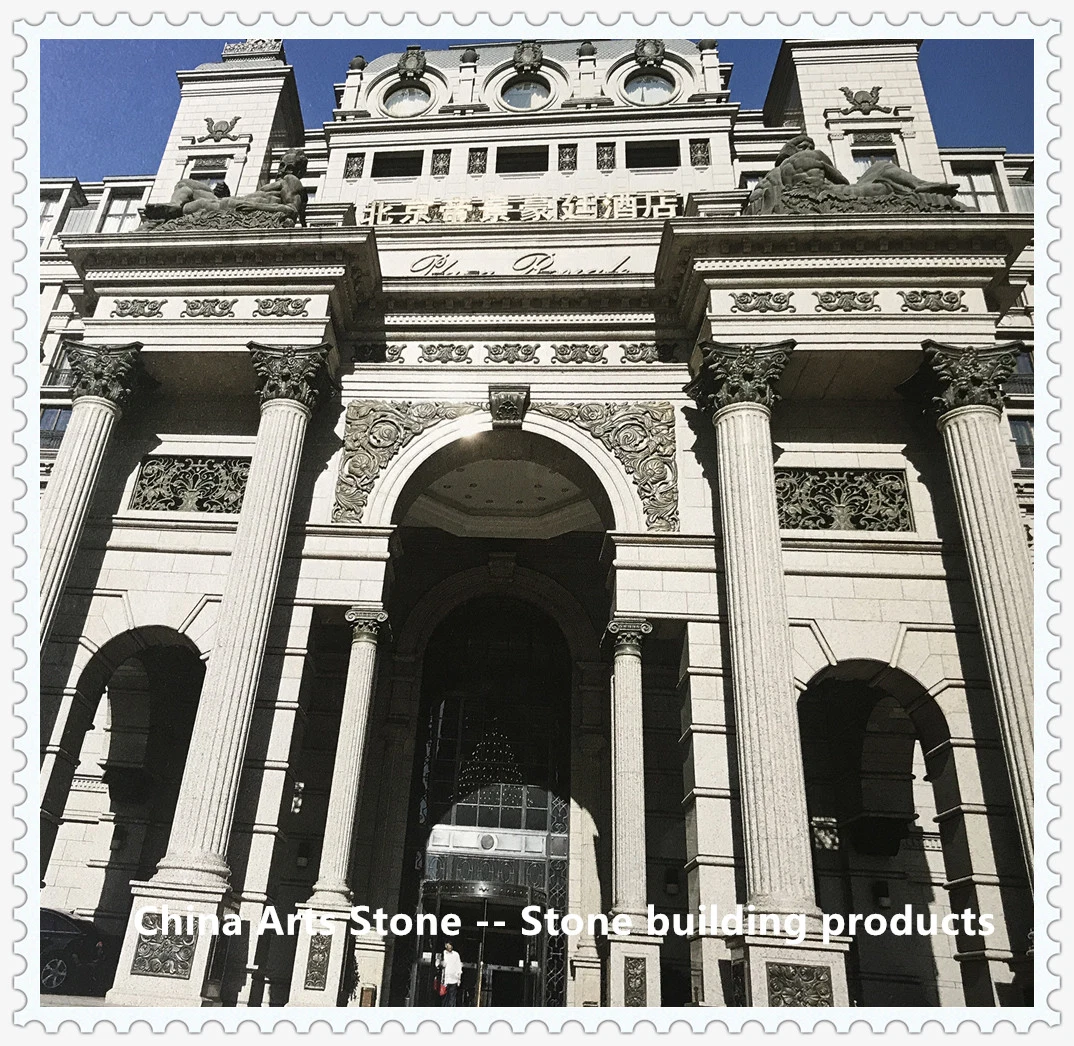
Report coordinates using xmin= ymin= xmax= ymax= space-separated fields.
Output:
xmin=332 ymin=401 xmax=481 ymax=522
xmin=419 ymin=343 xmax=472 ymax=364
xmin=766 ymin=962 xmax=834 ymax=1007
xmin=812 ymin=291 xmax=879 ymax=313
xmin=551 ymin=343 xmax=606 ymax=364
xmin=621 ymin=342 xmax=676 ymax=364
xmin=129 ymin=455 xmax=250 ymax=513
xmin=254 ymin=297 xmax=311 ymax=318
xmin=181 ymin=298 xmax=237 ymax=319
xmin=897 ymin=290 xmax=968 ymax=313
xmin=774 ymin=468 xmax=913 ymax=532
xmin=111 ymin=299 xmax=165 ymax=319
xmin=531 ymin=402 xmax=679 ymax=531
xmin=486 ymin=343 xmax=540 ymax=365
xmin=730 ymin=291 xmax=795 ymax=314
xmin=130 ymin=913 xmax=198 ymax=979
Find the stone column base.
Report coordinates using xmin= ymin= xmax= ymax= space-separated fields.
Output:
xmin=607 ymin=932 xmax=663 ymax=1006
xmin=348 ymin=929 xmax=388 ymax=1007
xmin=729 ymin=934 xmax=850 ymax=1007
xmin=105 ymin=878 xmax=233 ymax=1007
xmin=287 ymin=904 xmax=354 ymax=1007
xmin=568 ymin=946 xmax=602 ymax=1007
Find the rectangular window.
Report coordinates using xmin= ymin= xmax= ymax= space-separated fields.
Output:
xmin=852 ymin=149 xmax=897 ymax=177
xmin=626 ymin=140 xmax=681 ymax=169
xmin=1009 ymin=416 xmax=1034 ymax=468
xmin=951 ymin=164 xmax=1004 ymax=212
xmin=1006 ymin=352 xmax=1034 ymax=395
xmin=467 ymin=147 xmax=488 ymax=175
xmin=431 ymin=149 xmax=451 ymax=176
xmin=739 ymin=172 xmax=764 ymax=190
xmin=370 ymin=150 xmax=423 ymax=178
xmin=40 ymin=407 xmax=71 ymax=453
xmin=100 ymin=192 xmax=144 ymax=234
xmin=40 ymin=196 xmax=60 ymax=245
xmin=495 ymin=145 xmax=549 ymax=174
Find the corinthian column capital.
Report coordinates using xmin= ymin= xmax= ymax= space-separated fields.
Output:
xmin=64 ymin=340 xmax=145 ymax=412
xmin=247 ymin=341 xmax=333 ymax=411
xmin=917 ymin=339 xmax=1025 ymax=419
xmin=344 ymin=604 xmax=390 ymax=641
xmin=683 ymin=340 xmax=796 ymax=415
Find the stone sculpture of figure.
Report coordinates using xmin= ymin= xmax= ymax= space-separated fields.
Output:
xmin=745 ymin=134 xmax=965 ymax=215
xmin=143 ymin=149 xmax=310 ymax=226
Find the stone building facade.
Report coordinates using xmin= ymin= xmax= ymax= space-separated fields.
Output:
xmin=38 ymin=38 xmax=1035 ymax=1008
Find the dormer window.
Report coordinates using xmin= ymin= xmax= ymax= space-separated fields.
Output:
xmin=623 ymin=71 xmax=674 ymax=105
xmin=384 ymin=83 xmax=431 ymax=118
xmin=501 ymin=77 xmax=551 ymax=112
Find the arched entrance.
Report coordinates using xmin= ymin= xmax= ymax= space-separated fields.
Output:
xmin=395 ymin=596 xmax=572 ymax=1007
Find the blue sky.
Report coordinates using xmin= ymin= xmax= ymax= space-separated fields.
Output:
xmin=40 ymin=39 xmax=1033 ymax=181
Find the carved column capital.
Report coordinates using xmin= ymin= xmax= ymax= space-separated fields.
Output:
xmin=345 ymin=605 xmax=389 ymax=641
xmin=607 ymin=617 xmax=652 ymax=651
xmin=64 ymin=340 xmax=145 ymax=412
xmin=915 ymin=339 xmax=1024 ymax=419
xmin=684 ymin=340 xmax=796 ymax=415
xmin=247 ymin=341 xmax=333 ymax=411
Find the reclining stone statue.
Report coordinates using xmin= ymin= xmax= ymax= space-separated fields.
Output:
xmin=141 ymin=150 xmax=310 ymax=229
xmin=745 ymin=134 xmax=968 ymax=215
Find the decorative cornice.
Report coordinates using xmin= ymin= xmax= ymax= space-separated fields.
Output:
xmin=64 ymin=340 xmax=145 ymax=412
xmin=683 ymin=340 xmax=796 ymax=414
xmin=909 ymin=339 xmax=1025 ymax=418
xmin=345 ymin=605 xmax=389 ymax=640
xmin=607 ymin=617 xmax=652 ymax=650
xmin=247 ymin=341 xmax=332 ymax=411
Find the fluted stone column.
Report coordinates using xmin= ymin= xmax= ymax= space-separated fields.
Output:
xmin=685 ymin=342 xmax=849 ymax=1007
xmin=919 ymin=340 xmax=1034 ymax=876
xmin=40 ymin=341 xmax=143 ymax=646
xmin=289 ymin=605 xmax=388 ymax=1007
xmin=106 ymin=341 xmax=330 ymax=1007
xmin=606 ymin=618 xmax=662 ymax=1007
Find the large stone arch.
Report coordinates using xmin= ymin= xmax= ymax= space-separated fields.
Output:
xmin=362 ymin=409 xmax=649 ymax=533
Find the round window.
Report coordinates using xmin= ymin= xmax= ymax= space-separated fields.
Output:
xmin=502 ymin=78 xmax=551 ymax=111
xmin=383 ymin=83 xmax=431 ymax=117
xmin=624 ymin=71 xmax=674 ymax=105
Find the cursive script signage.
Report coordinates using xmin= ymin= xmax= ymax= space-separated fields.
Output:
xmin=407 ymin=251 xmax=633 ymax=278
xmin=362 ymin=191 xmax=683 ymax=226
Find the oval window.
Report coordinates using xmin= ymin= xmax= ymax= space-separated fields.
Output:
xmin=624 ymin=71 xmax=674 ymax=105
xmin=502 ymin=78 xmax=551 ymax=111
xmin=383 ymin=83 xmax=431 ymax=117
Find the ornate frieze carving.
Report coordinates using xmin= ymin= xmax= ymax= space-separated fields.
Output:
xmin=607 ymin=617 xmax=653 ymax=650
xmin=913 ymin=339 xmax=1025 ymax=416
xmin=690 ymin=138 xmax=711 ymax=167
xmin=254 ymin=297 xmax=311 ymax=318
xmin=551 ymin=343 xmax=606 ymax=364
xmin=853 ymin=130 xmax=894 ymax=146
xmin=597 ymin=143 xmax=616 ymax=171
xmin=129 ymin=455 xmax=249 ymax=513
xmin=197 ymin=116 xmax=241 ymax=143
xmin=774 ymin=468 xmax=913 ymax=532
xmin=345 ymin=605 xmax=390 ymax=639
xmin=247 ymin=341 xmax=332 ymax=410
xmin=431 ymin=149 xmax=451 ymax=176
xmin=397 ymin=45 xmax=427 ymax=81
xmin=468 ymin=148 xmax=488 ymax=175
xmin=839 ymin=86 xmax=892 ymax=116
xmin=898 ymin=290 xmax=968 ymax=313
xmin=489 ymin=384 xmax=530 ymax=428
xmin=634 ymin=39 xmax=665 ymax=67
xmin=344 ymin=153 xmax=365 ymax=180
xmin=354 ymin=342 xmax=403 ymax=364
xmin=813 ymin=290 xmax=879 ymax=313
xmin=303 ymin=933 xmax=332 ymax=991
xmin=532 ymin=402 xmax=679 ymax=531
xmin=514 ymin=41 xmax=543 ymax=74
xmin=65 ymin=340 xmax=145 ymax=411
xmin=222 ymin=39 xmax=283 ymax=58
xmin=558 ymin=144 xmax=578 ymax=172
xmin=684 ymin=340 xmax=796 ymax=413
xmin=486 ymin=343 xmax=540 ymax=364
xmin=623 ymin=956 xmax=648 ymax=1006
xmin=730 ymin=291 xmax=795 ymax=314
xmin=419 ymin=343 xmax=472 ymax=364
xmin=766 ymin=962 xmax=834 ymax=1006
xmin=130 ymin=913 xmax=198 ymax=979
xmin=621 ymin=342 xmax=676 ymax=364
xmin=181 ymin=298 xmax=237 ymax=319
xmin=332 ymin=401 xmax=481 ymax=522
xmin=111 ymin=299 xmax=165 ymax=319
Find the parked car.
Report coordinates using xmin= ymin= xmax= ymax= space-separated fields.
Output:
xmin=40 ymin=908 xmax=118 ymax=995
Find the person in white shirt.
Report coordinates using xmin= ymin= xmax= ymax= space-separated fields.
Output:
xmin=439 ymin=942 xmax=463 ymax=1006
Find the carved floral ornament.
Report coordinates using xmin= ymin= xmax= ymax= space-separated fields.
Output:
xmin=247 ymin=341 xmax=332 ymax=411
xmin=303 ymin=933 xmax=332 ymax=991
xmin=111 ymin=299 xmax=165 ymax=319
xmin=767 ymin=962 xmax=834 ymax=1006
xmin=775 ymin=468 xmax=913 ymax=532
xmin=332 ymin=399 xmax=680 ymax=532
xmin=730 ymin=291 xmax=796 ymax=314
xmin=683 ymin=340 xmax=796 ymax=414
xmin=63 ymin=339 xmax=145 ymax=412
xmin=129 ymin=455 xmax=250 ymax=513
